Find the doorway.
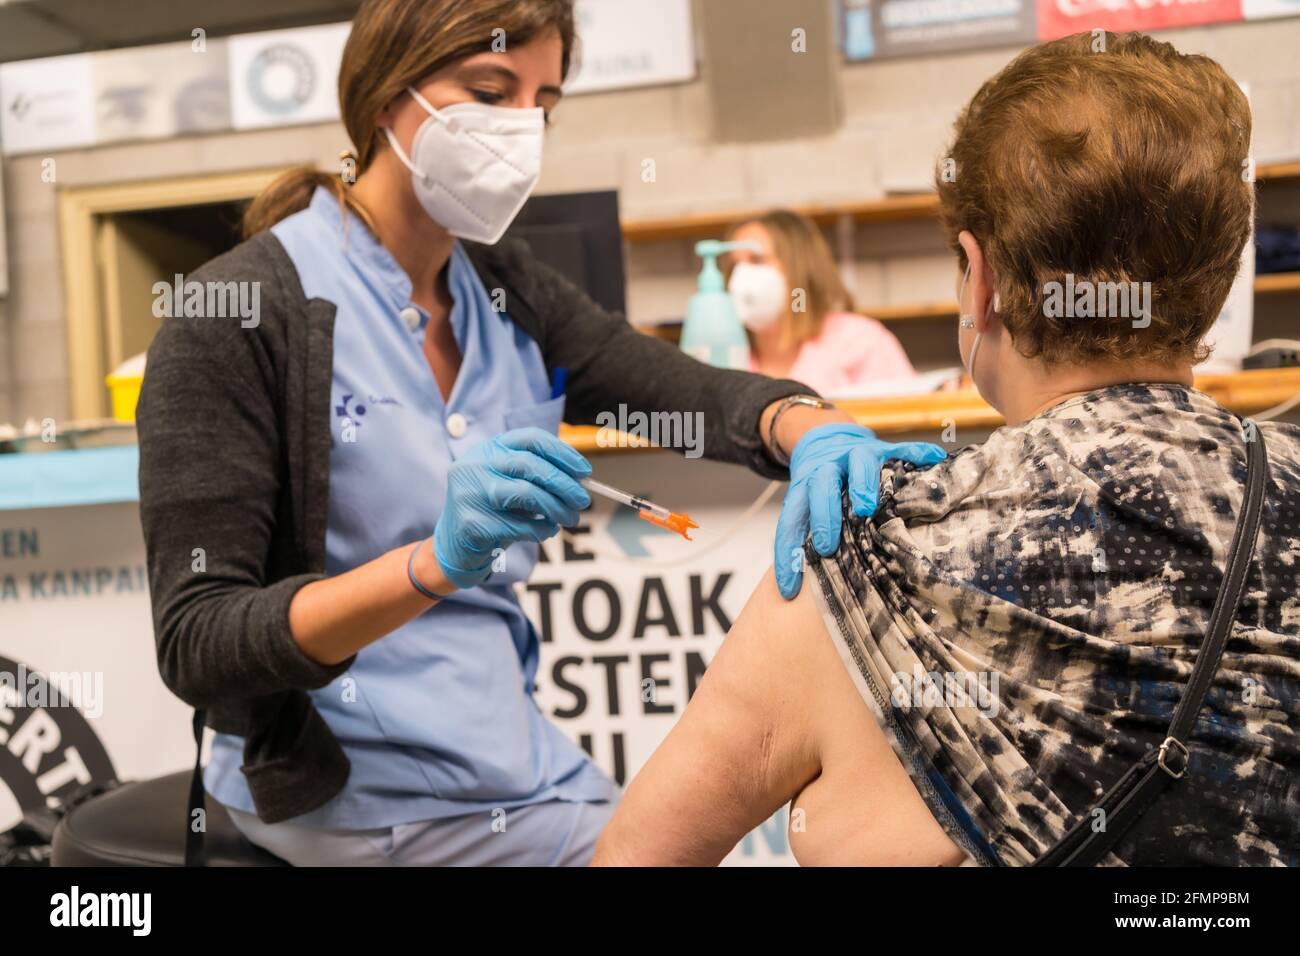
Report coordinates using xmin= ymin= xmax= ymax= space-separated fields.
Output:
xmin=58 ymin=169 xmax=286 ymax=420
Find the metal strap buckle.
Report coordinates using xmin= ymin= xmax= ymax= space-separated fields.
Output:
xmin=1157 ymin=738 xmax=1189 ymax=779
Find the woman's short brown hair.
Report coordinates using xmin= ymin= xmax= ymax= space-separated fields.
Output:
xmin=936 ymin=31 xmax=1253 ymax=366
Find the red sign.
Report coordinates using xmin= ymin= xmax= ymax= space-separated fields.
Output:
xmin=1037 ymin=0 xmax=1244 ymax=39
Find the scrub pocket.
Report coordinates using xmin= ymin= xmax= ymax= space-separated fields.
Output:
xmin=503 ymin=394 xmax=566 ymax=436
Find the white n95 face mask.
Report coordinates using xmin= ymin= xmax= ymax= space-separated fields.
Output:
xmin=728 ymin=262 xmax=789 ymax=332
xmin=384 ymin=86 xmax=544 ymax=244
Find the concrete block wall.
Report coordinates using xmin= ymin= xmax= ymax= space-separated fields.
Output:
xmin=0 ymin=125 xmax=347 ymax=425
xmin=2 ymin=18 xmax=1300 ymax=421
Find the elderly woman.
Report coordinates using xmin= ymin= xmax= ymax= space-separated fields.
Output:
xmin=593 ymin=31 xmax=1300 ymax=867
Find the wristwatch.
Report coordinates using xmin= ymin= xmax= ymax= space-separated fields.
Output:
xmin=766 ymin=394 xmax=835 ymax=467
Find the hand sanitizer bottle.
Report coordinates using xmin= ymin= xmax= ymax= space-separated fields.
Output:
xmin=679 ymin=239 xmax=759 ymax=370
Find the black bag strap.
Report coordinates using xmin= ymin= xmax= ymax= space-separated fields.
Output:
xmin=185 ymin=708 xmax=207 ymax=867
xmin=1035 ymin=425 xmax=1268 ymax=867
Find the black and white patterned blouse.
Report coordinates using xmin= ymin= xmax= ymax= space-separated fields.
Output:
xmin=810 ymin=383 xmax=1300 ymax=866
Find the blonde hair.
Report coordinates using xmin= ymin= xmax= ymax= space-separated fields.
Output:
xmin=726 ymin=210 xmax=854 ymax=351
xmin=242 ymin=0 xmax=576 ymax=239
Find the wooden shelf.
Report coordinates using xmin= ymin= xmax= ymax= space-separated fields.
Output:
xmin=819 ymin=270 xmax=1300 ymax=326
xmin=1256 ymin=271 xmax=1300 ymax=294
xmin=623 ymin=159 xmax=1300 ymax=331
xmin=863 ymin=273 xmax=1300 ymax=325
xmin=868 ymin=301 xmax=958 ymax=322
xmin=561 ymin=367 xmax=1300 ymax=449
xmin=619 ymin=159 xmax=1300 ymax=244
xmin=639 ymin=267 xmax=1300 ymax=336
xmin=836 ymin=367 xmax=1300 ymax=436
xmin=621 ymin=193 xmax=939 ymax=243
xmin=1257 ymin=160 xmax=1300 ymax=183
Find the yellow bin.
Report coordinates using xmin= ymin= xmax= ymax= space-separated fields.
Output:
xmin=106 ymin=371 xmax=144 ymax=423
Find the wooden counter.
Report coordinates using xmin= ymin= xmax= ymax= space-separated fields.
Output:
xmin=560 ymin=367 xmax=1300 ymax=452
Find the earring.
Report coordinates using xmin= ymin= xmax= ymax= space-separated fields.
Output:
xmin=957 ymin=262 xmax=976 ymax=329
xmin=992 ymin=291 xmax=1001 ymax=313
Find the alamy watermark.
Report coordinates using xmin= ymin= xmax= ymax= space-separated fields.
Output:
xmin=889 ymin=665 xmax=1000 ymax=718
xmin=152 ymin=274 xmax=260 ymax=328
xmin=595 ymin=404 xmax=704 ymax=459
xmin=1043 ymin=274 xmax=1151 ymax=329
xmin=50 ymin=886 xmax=150 ymax=936
xmin=0 ymin=664 xmax=103 ymax=718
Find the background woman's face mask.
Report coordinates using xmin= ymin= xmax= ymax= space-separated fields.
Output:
xmin=728 ymin=261 xmax=789 ymax=332
xmin=385 ymin=86 xmax=544 ymax=244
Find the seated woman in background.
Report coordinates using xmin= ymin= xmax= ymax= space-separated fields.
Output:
xmin=725 ymin=209 xmax=915 ymax=394
xmin=594 ymin=31 xmax=1300 ymax=867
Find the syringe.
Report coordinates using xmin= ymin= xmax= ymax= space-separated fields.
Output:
xmin=581 ymin=477 xmax=699 ymax=541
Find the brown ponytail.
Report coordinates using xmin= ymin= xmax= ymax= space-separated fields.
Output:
xmin=242 ymin=165 xmax=377 ymax=239
xmin=241 ymin=0 xmax=575 ymax=238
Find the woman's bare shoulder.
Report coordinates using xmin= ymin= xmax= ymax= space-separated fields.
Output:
xmin=592 ymin=569 xmax=825 ymax=865
xmin=594 ymin=567 xmax=965 ymax=866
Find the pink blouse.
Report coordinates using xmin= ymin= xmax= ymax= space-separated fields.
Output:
xmin=752 ymin=311 xmax=916 ymax=395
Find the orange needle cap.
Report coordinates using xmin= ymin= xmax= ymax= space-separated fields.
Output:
xmin=638 ymin=509 xmax=700 ymax=541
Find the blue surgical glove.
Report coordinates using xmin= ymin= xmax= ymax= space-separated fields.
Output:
xmin=434 ymin=427 xmax=592 ymax=590
xmin=774 ymin=423 xmax=946 ymax=599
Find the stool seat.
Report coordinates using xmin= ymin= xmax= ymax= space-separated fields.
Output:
xmin=52 ymin=770 xmax=288 ymax=867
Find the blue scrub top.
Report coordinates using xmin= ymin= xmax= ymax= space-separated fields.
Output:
xmin=205 ymin=188 xmax=617 ymax=827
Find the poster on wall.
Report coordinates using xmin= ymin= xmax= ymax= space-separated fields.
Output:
xmin=0 ymin=54 xmax=96 ymax=154
xmin=1036 ymin=0 xmax=1245 ymax=41
xmin=1200 ymin=228 xmax=1256 ymax=372
xmin=93 ymin=40 xmax=231 ymax=145
xmin=525 ymin=453 xmax=793 ymax=866
xmin=1198 ymin=81 xmax=1256 ymax=373
xmin=1243 ymin=0 xmax=1300 ymax=17
xmin=564 ymin=0 xmax=697 ymax=93
xmin=0 ymin=452 xmax=795 ymax=864
xmin=227 ymin=22 xmax=351 ymax=131
xmin=843 ymin=0 xmax=1038 ymax=60
xmin=0 ymin=501 xmax=189 ymax=835
xmin=842 ymin=0 xmax=1300 ymax=59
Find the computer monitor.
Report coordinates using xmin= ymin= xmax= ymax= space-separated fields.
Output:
xmin=503 ymin=190 xmax=627 ymax=317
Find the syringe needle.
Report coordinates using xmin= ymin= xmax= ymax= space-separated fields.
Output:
xmin=580 ymin=477 xmax=699 ymax=541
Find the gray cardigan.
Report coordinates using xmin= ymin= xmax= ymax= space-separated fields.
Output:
xmin=136 ymin=229 xmax=809 ymax=823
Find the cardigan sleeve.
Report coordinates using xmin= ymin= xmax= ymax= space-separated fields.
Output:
xmin=136 ymin=238 xmax=355 ymax=707
xmin=467 ymin=238 xmax=814 ymax=480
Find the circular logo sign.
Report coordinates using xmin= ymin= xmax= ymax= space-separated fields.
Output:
xmin=246 ymin=42 xmax=316 ymax=117
xmin=0 ymin=656 xmax=116 ymax=833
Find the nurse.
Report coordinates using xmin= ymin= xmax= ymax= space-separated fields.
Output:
xmin=135 ymin=0 xmax=943 ymax=866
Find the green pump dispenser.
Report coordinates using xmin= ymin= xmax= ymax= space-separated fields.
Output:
xmin=679 ymin=239 xmax=759 ymax=369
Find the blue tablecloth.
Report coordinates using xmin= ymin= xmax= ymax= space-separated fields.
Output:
xmin=0 ymin=446 xmax=139 ymax=511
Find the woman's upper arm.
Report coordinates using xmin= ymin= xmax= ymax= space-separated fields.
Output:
xmin=593 ymin=569 xmax=825 ymax=866
xmin=137 ymin=252 xmax=348 ymax=706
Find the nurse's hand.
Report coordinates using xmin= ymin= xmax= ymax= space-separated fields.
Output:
xmin=434 ymin=427 xmax=592 ymax=590
xmin=774 ymin=423 xmax=946 ymax=599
